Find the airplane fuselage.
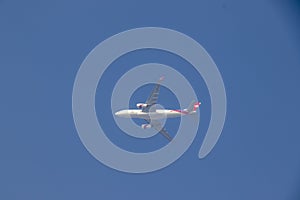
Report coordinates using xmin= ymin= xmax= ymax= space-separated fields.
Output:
xmin=115 ymin=109 xmax=196 ymax=120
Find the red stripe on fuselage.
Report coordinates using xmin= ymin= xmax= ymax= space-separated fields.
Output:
xmin=172 ymin=110 xmax=189 ymax=114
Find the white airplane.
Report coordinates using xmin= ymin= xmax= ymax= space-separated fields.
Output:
xmin=115 ymin=77 xmax=201 ymax=141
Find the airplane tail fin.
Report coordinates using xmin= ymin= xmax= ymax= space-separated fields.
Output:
xmin=186 ymin=100 xmax=201 ymax=113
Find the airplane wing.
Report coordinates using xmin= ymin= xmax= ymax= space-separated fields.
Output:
xmin=142 ymin=76 xmax=164 ymax=113
xmin=145 ymin=119 xmax=172 ymax=141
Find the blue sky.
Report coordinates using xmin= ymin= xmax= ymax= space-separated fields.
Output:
xmin=1 ymin=0 xmax=300 ymax=199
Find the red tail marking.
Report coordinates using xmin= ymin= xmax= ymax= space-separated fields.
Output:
xmin=193 ymin=102 xmax=201 ymax=111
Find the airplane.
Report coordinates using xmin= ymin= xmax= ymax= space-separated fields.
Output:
xmin=114 ymin=76 xmax=201 ymax=141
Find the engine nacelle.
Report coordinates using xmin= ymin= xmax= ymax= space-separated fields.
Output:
xmin=141 ymin=124 xmax=152 ymax=129
xmin=136 ymin=103 xmax=148 ymax=109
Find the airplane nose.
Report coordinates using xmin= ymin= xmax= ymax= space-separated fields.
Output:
xmin=115 ymin=110 xmax=129 ymax=117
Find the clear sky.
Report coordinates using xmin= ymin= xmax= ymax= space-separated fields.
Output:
xmin=1 ymin=0 xmax=300 ymax=199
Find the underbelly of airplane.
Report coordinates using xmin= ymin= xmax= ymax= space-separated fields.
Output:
xmin=129 ymin=110 xmax=182 ymax=119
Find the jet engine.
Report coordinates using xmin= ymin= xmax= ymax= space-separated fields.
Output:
xmin=141 ymin=124 xmax=152 ymax=129
xmin=136 ymin=103 xmax=148 ymax=109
